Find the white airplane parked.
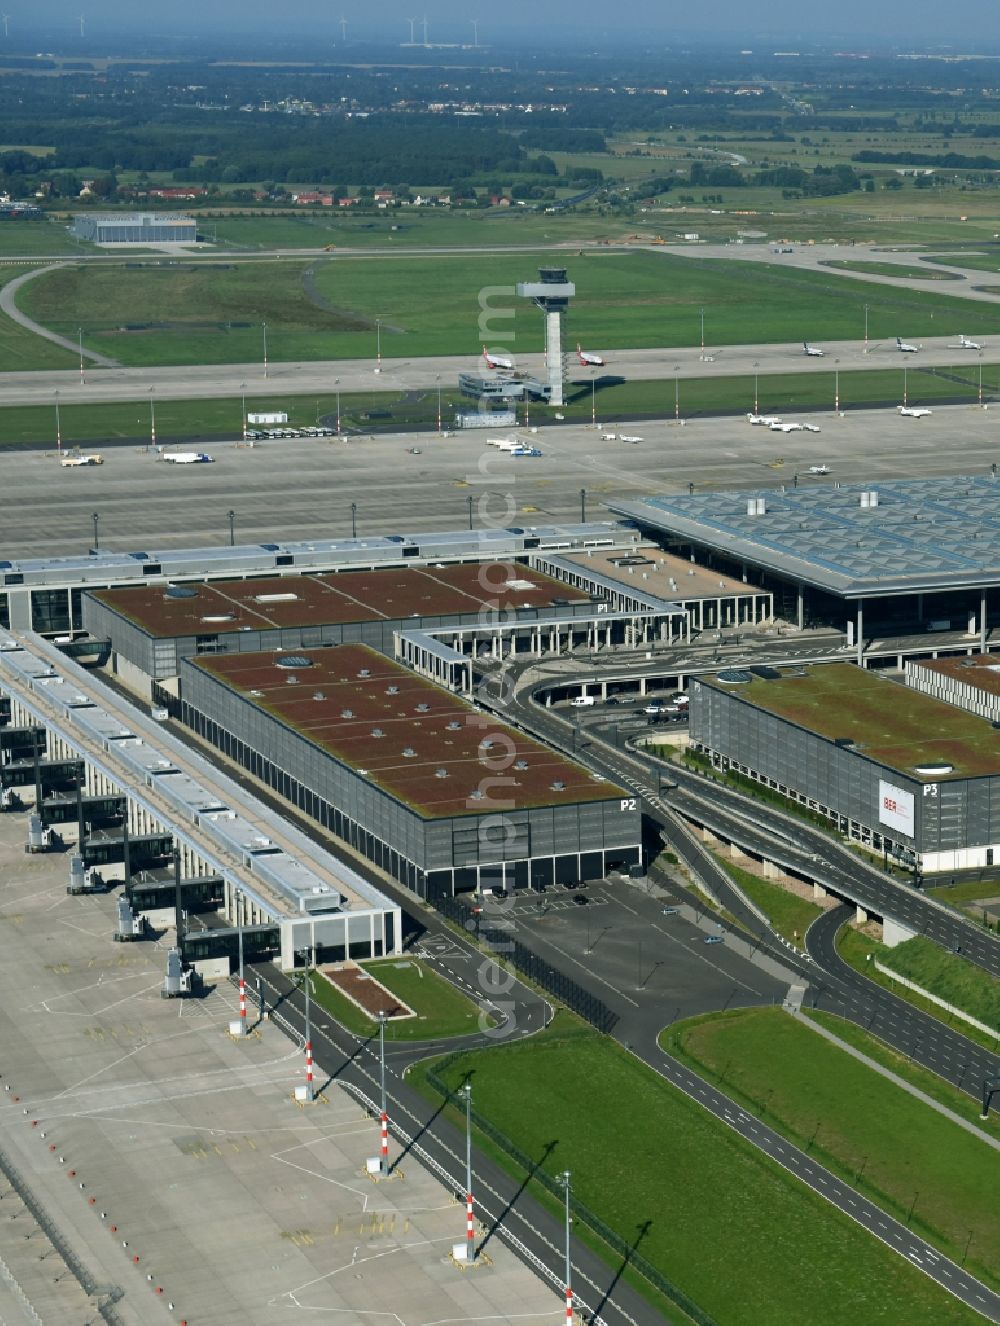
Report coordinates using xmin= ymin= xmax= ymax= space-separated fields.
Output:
xmin=487 ymin=436 xmax=521 ymax=451
xmin=896 ymin=336 xmax=919 ymax=353
xmin=162 ymin=451 xmax=214 ymax=463
xmin=807 ymin=464 xmax=831 ymax=474
xmin=803 ymin=342 xmax=825 ymax=357
xmin=620 ymin=434 xmax=644 ymax=443
xmin=577 ymin=344 xmax=605 ymax=366
xmin=747 ymin=414 xmax=782 ymax=426
xmin=949 ymin=334 xmax=982 ymax=350
xmin=483 ymin=345 xmax=514 ymax=370
xmin=898 ymin=405 xmax=932 ymax=418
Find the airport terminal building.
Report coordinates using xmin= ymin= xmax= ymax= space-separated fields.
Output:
xmin=690 ymin=662 xmax=1000 ymax=872
xmin=179 ymin=644 xmax=642 ymax=897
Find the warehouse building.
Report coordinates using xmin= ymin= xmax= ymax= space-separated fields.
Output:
xmin=82 ymin=563 xmax=599 ymax=695
xmin=179 ymin=644 xmax=642 ymax=897
xmin=71 ymin=212 xmax=198 ymax=244
xmin=608 ymin=475 xmax=1000 ymax=657
xmin=690 ymin=661 xmax=1000 ymax=872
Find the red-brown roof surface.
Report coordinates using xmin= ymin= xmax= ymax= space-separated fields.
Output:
xmin=90 ymin=564 xmax=589 ymax=637
xmin=190 ymin=644 xmax=623 ymax=818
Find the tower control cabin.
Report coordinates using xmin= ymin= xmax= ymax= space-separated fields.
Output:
xmin=516 ymin=267 xmax=576 ymax=407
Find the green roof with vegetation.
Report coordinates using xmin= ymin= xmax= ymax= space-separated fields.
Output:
xmin=704 ymin=663 xmax=1000 ymax=781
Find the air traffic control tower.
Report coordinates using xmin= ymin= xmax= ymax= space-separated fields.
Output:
xmin=516 ymin=266 xmax=576 ymax=407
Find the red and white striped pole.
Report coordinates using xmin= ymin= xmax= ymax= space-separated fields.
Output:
xmin=239 ymin=975 xmax=247 ymax=1026
xmin=463 ymin=1084 xmax=476 ymax=1262
xmin=305 ymin=1039 xmax=314 ymax=1094
xmin=563 ymin=1170 xmax=573 ymax=1324
xmin=466 ymin=1190 xmax=475 ymax=1258
xmin=381 ymin=1109 xmax=389 ymax=1169
xmin=565 ymin=1285 xmax=574 ymax=1326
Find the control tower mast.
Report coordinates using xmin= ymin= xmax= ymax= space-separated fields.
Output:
xmin=516 ymin=266 xmax=576 ymax=407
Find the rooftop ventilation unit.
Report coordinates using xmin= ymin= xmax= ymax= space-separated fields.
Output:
xmin=164 ymin=584 xmax=197 ymax=599
xmin=402 ymin=747 xmax=417 ymax=758
xmin=435 ymin=767 xmax=449 ymax=778
xmin=550 ymin=779 xmax=566 ymax=791
xmin=447 ymin=719 xmax=462 ymax=730
xmin=514 ymin=759 xmax=528 ymax=770
xmin=746 ymin=497 xmax=766 ymax=517
xmin=416 ymin=702 xmax=429 ymax=712
xmin=340 ymin=707 xmax=354 ymax=719
xmin=470 ymin=789 xmax=484 ymax=800
xmin=249 ymin=689 xmax=263 ymax=697
xmin=386 ymin=685 xmax=399 ymax=695
xmin=255 ymin=592 xmax=298 ymax=603
xmin=285 ymin=675 xmax=298 ymax=684
xmin=358 ymin=668 xmax=371 ymax=678
xmin=312 ymin=691 xmax=326 ymax=701
xmin=859 ymin=490 xmax=879 ymax=509
xmin=371 ymin=727 xmax=385 ymax=738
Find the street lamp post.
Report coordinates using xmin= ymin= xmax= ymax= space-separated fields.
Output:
xmin=753 ymin=362 xmax=760 ymax=417
xmin=562 ymin=1171 xmax=573 ymax=1326
xmin=228 ymin=509 xmax=236 ymax=547
xmin=302 ymin=946 xmax=313 ymax=1102
xmin=903 ymin=364 xmax=908 ymax=408
xmin=92 ymin=512 xmax=99 ymax=551
xmin=864 ymin=303 xmax=870 ymax=355
xmin=699 ymin=306 xmax=705 ymax=357
xmin=375 ymin=318 xmax=382 ymax=373
xmin=590 ymin=372 xmax=596 ymax=429
xmin=463 ymin=1083 xmax=476 ymax=1262
xmin=979 ymin=352 xmax=984 ymax=407
xmin=834 ymin=359 xmax=840 ymax=416
xmin=78 ymin=326 xmax=85 ymax=385
xmin=467 ymin=493 xmax=474 ymax=530
xmin=351 ymin=501 xmax=357 ymax=539
xmin=54 ymin=390 xmax=61 ymax=455
xmin=378 ymin=1011 xmax=389 ymax=1173
xmin=580 ymin=488 xmax=586 ymax=523
xmin=335 ymin=378 xmax=341 ymax=436
xmin=262 ymin=321 xmax=268 ymax=379
xmin=149 ymin=387 xmax=156 ymax=448
xmin=674 ymin=364 xmax=680 ymax=423
xmin=240 ymin=382 xmax=247 ymax=442
xmin=237 ymin=899 xmax=246 ymax=1035
xmin=436 ymin=375 xmax=442 ymax=434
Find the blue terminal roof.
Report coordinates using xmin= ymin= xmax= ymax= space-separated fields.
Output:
xmin=607 ymin=475 xmax=1000 ymax=599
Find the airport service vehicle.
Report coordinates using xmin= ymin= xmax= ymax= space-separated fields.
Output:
xmin=407 ymin=447 xmax=422 ymax=455
xmin=803 ymin=342 xmax=825 ymax=357
xmin=898 ymin=405 xmax=932 ymax=418
xmin=601 ymin=431 xmax=619 ymax=442
xmin=60 ymin=452 xmax=103 ymax=467
xmin=509 ymin=445 xmax=542 ymax=457
xmin=161 ymin=451 xmax=214 ymax=464
xmin=896 ymin=336 xmax=919 ymax=353
xmin=570 ymin=695 xmax=596 ymax=708
xmin=769 ymin=421 xmax=803 ymax=433
xmin=800 ymin=423 xmax=821 ymax=433
xmin=747 ymin=414 xmax=782 ymax=426
xmin=620 ymin=434 xmax=644 ymax=443
xmin=483 ymin=345 xmax=514 ymax=370
xmin=807 ymin=464 xmax=831 ymax=475
xmin=949 ymin=334 xmax=982 ymax=350
xmin=488 ymin=436 xmax=521 ymax=451
xmin=577 ymin=344 xmax=605 ymax=366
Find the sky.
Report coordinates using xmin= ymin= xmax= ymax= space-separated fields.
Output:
xmin=26 ymin=2 xmax=1000 ymax=46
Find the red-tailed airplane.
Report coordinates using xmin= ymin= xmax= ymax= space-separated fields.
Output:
xmin=483 ymin=345 xmax=514 ymax=370
xmin=577 ymin=344 xmax=605 ymax=366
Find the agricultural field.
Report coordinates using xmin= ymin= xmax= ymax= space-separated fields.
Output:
xmin=667 ymin=1007 xmax=999 ymax=1289
xmin=419 ymin=1020 xmax=983 ymax=1325
xmin=19 ymin=248 xmax=1000 ymax=370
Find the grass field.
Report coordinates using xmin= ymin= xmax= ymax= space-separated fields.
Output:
xmin=666 ymin=1007 xmax=999 ymax=1289
xmin=19 ymin=248 xmax=1000 ymax=369
xmin=821 ymin=259 xmax=962 ymax=280
xmin=420 ymin=1021 xmax=984 ymax=1325
xmin=923 ymin=252 xmax=1000 ymax=276
xmin=0 ymin=220 xmax=87 ymax=256
xmin=712 ymin=853 xmax=824 ymax=949
xmin=302 ymin=957 xmax=487 ymax=1042
xmin=879 ymin=936 xmax=1000 ymax=1031
xmin=0 ymin=265 xmax=77 ymax=369
xmin=836 ymin=926 xmax=999 ymax=1056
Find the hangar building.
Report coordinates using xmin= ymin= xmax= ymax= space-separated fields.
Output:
xmin=179 ymin=643 xmax=642 ymax=897
xmin=690 ymin=661 xmax=1000 ymax=872
xmin=71 ymin=213 xmax=197 ymax=244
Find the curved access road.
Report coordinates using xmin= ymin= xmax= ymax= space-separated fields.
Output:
xmin=0 ymin=263 xmax=120 ymax=367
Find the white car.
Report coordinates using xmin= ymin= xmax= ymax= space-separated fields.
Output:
xmin=807 ymin=464 xmax=831 ymax=475
xmin=60 ymin=452 xmax=103 ymax=467
xmin=161 ymin=451 xmax=214 ymax=464
xmin=898 ymin=406 xmax=932 ymax=419
xmin=620 ymin=434 xmax=644 ymax=443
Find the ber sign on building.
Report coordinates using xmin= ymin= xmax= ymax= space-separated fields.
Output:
xmin=878 ymin=780 xmax=915 ymax=837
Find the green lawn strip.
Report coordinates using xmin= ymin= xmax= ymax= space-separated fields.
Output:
xmin=879 ymin=936 xmax=1000 ymax=1032
xmin=0 ymin=221 xmax=86 ymax=255
xmin=710 ymin=852 xmax=823 ymax=948
xmin=927 ymin=878 xmax=1000 ymax=918
xmin=19 ymin=247 xmax=1000 ymax=369
xmin=804 ymin=1008 xmax=1000 ymax=1140
xmin=923 ymin=253 xmax=1000 ymax=276
xmin=300 ymin=957 xmax=488 ymax=1042
xmin=821 ymin=259 xmax=961 ymax=280
xmin=836 ymin=926 xmax=1000 ymax=1056
xmin=663 ymin=1007 xmax=999 ymax=1290
xmin=414 ymin=1020 xmax=982 ymax=1325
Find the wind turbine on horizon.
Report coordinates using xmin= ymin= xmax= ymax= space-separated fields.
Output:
xmin=78 ymin=12 xmax=85 ymax=38
xmin=339 ymin=16 xmax=347 ymax=42
xmin=421 ymin=14 xmax=428 ymax=45
xmin=406 ymin=16 xmax=416 ymax=43
xmin=470 ymin=19 xmax=479 ymax=47
xmin=1 ymin=14 xmax=9 ymax=39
